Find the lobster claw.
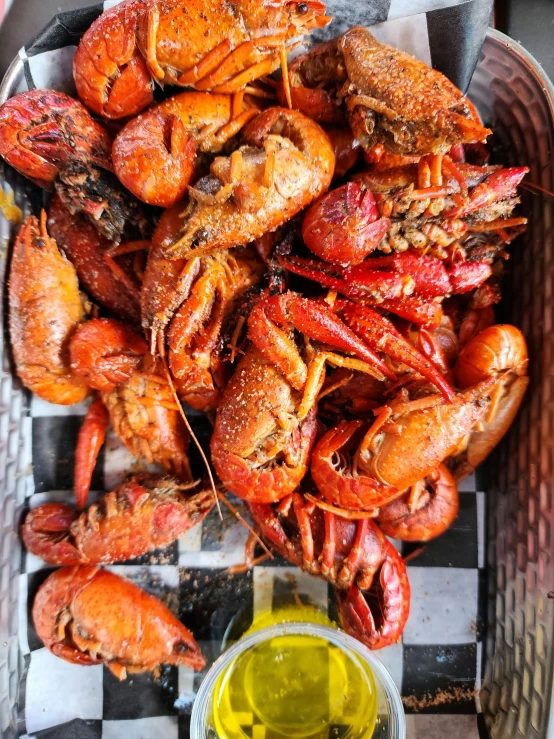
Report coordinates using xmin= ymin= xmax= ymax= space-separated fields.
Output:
xmin=335 ymin=540 xmax=410 ymax=650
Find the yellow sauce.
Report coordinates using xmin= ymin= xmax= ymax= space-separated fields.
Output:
xmin=210 ymin=607 xmax=378 ymax=738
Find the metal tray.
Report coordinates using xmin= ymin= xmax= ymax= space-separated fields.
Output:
xmin=0 ymin=25 xmax=553 ymax=739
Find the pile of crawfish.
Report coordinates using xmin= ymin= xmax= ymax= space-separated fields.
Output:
xmin=3 ymin=0 xmax=530 ymax=678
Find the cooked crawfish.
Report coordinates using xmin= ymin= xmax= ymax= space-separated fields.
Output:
xmin=0 ymin=89 xmax=148 ymax=242
xmin=140 ymin=204 xmax=265 ymax=410
xmin=113 ymin=91 xmax=261 ymax=207
xmin=249 ymin=491 xmax=386 ymax=588
xmin=167 ymin=248 xmax=265 ymax=411
xmin=69 ymin=318 xmax=192 ymax=505
xmin=211 ymin=345 xmax=318 ymax=503
xmin=33 ymin=566 xmax=205 ymax=677
xmin=336 ymin=539 xmax=410 ymax=650
xmin=163 ymin=108 xmax=335 ymax=261
xmin=282 ymin=27 xmax=490 ymax=156
xmin=378 ymin=465 xmax=459 ymax=542
xmin=73 ymin=0 xmax=330 ymax=120
xmin=359 ymin=162 xmax=528 ymax=256
xmin=48 ymin=194 xmax=144 ymax=325
xmin=311 ymin=376 xmax=500 ymax=511
xmin=22 ymin=475 xmax=214 ymax=565
xmin=0 ymin=89 xmax=111 ymax=189
xmin=211 ymin=290 xmax=394 ymax=503
xmin=450 ymin=324 xmax=529 ymax=480
xmin=9 ymin=213 xmax=89 ymax=405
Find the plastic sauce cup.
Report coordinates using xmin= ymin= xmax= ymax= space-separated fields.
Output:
xmin=191 ymin=622 xmax=406 ymax=739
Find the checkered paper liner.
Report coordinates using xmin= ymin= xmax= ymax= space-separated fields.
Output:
xmin=0 ymin=1 xmax=504 ymax=738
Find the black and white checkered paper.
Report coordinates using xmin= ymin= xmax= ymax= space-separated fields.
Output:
xmin=7 ymin=1 xmax=494 ymax=737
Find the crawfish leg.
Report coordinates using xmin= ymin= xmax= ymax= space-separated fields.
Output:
xmin=202 ymin=107 xmax=259 ymax=147
xmin=338 ymin=518 xmax=370 ymax=588
xmin=357 ymin=407 xmax=393 ymax=459
xmin=104 ymin=240 xmax=149 ymax=295
xmin=145 ymin=6 xmax=165 ymax=80
xmin=177 ymin=40 xmax=234 ymax=85
xmin=298 ymin=351 xmax=385 ymax=421
xmin=292 ymin=493 xmax=316 ymax=571
xmin=320 ymin=510 xmax=336 ymax=578
xmin=195 ymin=37 xmax=286 ymax=93
xmin=74 ymin=397 xmax=110 ymax=509
xmin=167 ymin=264 xmax=223 ymax=379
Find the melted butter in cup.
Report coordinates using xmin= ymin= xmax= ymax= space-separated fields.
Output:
xmin=191 ymin=621 xmax=405 ymax=739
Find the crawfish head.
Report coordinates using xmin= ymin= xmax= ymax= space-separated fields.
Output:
xmin=162 ymin=108 xmax=334 ymax=261
xmin=455 ymin=324 xmax=528 ymax=389
xmin=338 ymin=27 xmax=491 ymax=156
xmin=301 ymin=181 xmax=391 ymax=266
xmin=56 ymin=160 xmax=152 ymax=243
xmin=0 ymin=89 xmax=112 ymax=188
xmin=69 ymin=317 xmax=149 ymax=393
xmin=33 ymin=566 xmax=205 ymax=678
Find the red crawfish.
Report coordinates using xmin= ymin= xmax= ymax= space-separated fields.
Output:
xmin=73 ymin=0 xmax=330 ymax=119
xmin=279 ymin=26 xmax=490 ymax=156
xmin=211 ymin=290 xmax=392 ymax=504
xmin=162 ymin=108 xmax=335 ymax=261
xmin=311 ymin=375 xmax=501 ymax=511
xmin=33 ymin=566 xmax=205 ymax=678
xmin=22 ymin=475 xmax=214 ymax=565
xmin=9 ymin=212 xmax=90 ymax=405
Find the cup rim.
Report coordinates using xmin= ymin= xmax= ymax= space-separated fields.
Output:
xmin=190 ymin=621 xmax=406 ymax=739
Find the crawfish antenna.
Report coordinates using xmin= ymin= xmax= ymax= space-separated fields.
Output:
xmin=162 ymin=357 xmax=222 ymax=520
xmin=280 ymin=46 xmax=293 ymax=109
xmin=216 ymin=492 xmax=273 ymax=561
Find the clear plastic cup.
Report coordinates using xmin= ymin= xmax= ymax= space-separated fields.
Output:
xmin=191 ymin=622 xmax=406 ymax=739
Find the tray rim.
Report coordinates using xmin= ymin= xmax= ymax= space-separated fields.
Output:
xmin=1 ymin=20 xmax=554 ymax=739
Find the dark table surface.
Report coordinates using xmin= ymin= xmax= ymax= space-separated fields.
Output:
xmin=0 ymin=0 xmax=552 ymax=82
